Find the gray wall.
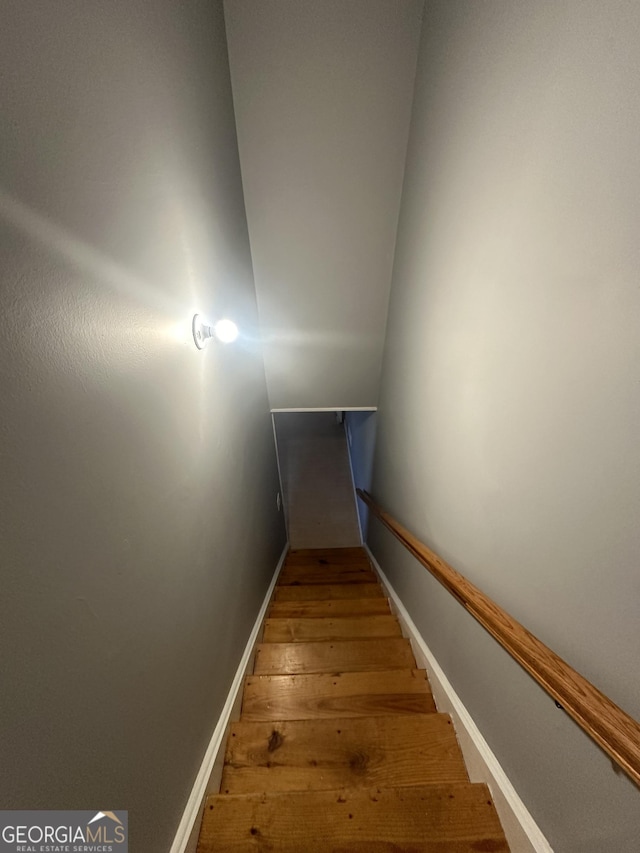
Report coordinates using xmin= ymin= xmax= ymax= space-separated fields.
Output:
xmin=0 ymin=3 xmax=285 ymax=850
xmin=224 ymin=0 xmax=423 ymax=409
xmin=369 ymin=2 xmax=640 ymax=850
xmin=345 ymin=411 xmax=378 ymax=539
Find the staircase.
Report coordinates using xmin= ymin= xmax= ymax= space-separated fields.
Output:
xmin=197 ymin=547 xmax=509 ymax=852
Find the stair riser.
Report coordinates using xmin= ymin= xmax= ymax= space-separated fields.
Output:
xmin=254 ymin=638 xmax=416 ymax=675
xmin=268 ymin=599 xmax=391 ymax=619
xmin=278 ymin=570 xmax=378 ymax=585
xmin=262 ymin=616 xmax=402 ymax=643
xmin=275 ymin=584 xmax=385 ymax=601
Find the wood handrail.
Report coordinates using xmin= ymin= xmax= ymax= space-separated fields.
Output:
xmin=357 ymin=488 xmax=640 ymax=787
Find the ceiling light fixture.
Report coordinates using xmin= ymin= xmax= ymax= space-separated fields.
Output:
xmin=192 ymin=314 xmax=239 ymax=349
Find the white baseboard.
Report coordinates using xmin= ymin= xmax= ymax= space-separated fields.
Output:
xmin=365 ymin=545 xmax=553 ymax=853
xmin=169 ymin=542 xmax=289 ymax=853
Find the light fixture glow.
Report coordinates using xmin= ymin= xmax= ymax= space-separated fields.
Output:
xmin=213 ymin=318 xmax=239 ymax=344
xmin=192 ymin=314 xmax=239 ymax=349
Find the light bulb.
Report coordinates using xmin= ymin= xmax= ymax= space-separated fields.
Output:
xmin=213 ymin=318 xmax=239 ymax=343
xmin=192 ymin=314 xmax=239 ymax=349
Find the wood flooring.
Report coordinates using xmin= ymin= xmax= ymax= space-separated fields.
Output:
xmin=197 ymin=547 xmax=509 ymax=852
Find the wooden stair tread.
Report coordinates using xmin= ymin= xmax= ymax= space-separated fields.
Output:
xmin=287 ymin=547 xmax=369 ymax=562
xmin=283 ymin=560 xmax=373 ymax=572
xmin=222 ymin=713 xmax=468 ymax=794
xmin=196 ymin=548 xmax=510 ymax=853
xmin=279 ymin=568 xmax=378 ymax=585
xmin=198 ymin=783 xmax=509 ymax=852
xmin=282 ymin=558 xmax=372 ymax=570
xmin=254 ymin=638 xmax=416 ymax=675
xmin=268 ymin=598 xmax=391 ymax=619
xmin=241 ymin=669 xmax=437 ymax=721
xmin=263 ymin=615 xmax=402 ymax=643
xmin=275 ymin=583 xmax=384 ymax=601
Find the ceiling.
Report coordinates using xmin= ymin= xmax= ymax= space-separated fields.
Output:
xmin=224 ymin=0 xmax=423 ymax=409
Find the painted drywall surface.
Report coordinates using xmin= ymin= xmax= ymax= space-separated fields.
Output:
xmin=369 ymin=2 xmax=640 ymax=850
xmin=345 ymin=411 xmax=378 ymax=539
xmin=0 ymin=3 xmax=285 ymax=850
xmin=224 ymin=0 xmax=423 ymax=409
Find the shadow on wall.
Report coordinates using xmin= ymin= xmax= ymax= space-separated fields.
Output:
xmin=344 ymin=411 xmax=378 ymax=541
